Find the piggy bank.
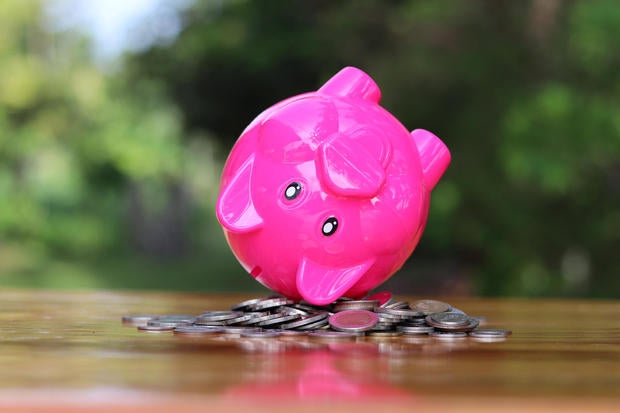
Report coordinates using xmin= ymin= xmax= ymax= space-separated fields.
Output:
xmin=216 ymin=67 xmax=450 ymax=305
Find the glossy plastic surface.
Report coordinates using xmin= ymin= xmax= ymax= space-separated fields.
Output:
xmin=216 ymin=67 xmax=450 ymax=305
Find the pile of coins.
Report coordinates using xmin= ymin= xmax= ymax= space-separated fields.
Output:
xmin=123 ymin=296 xmax=511 ymax=342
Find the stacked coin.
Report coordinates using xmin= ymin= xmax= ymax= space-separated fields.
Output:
xmin=123 ymin=296 xmax=511 ymax=341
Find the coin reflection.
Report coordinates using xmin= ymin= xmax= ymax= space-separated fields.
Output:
xmin=223 ymin=348 xmax=413 ymax=401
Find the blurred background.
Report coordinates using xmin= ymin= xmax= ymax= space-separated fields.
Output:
xmin=0 ymin=0 xmax=618 ymax=298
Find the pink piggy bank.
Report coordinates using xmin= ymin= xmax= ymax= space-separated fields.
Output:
xmin=216 ymin=67 xmax=450 ymax=305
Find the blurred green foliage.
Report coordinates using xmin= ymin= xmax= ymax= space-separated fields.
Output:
xmin=0 ymin=0 xmax=618 ymax=297
xmin=0 ymin=0 xmax=249 ymax=293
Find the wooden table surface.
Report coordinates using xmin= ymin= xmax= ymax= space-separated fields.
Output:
xmin=0 ymin=289 xmax=618 ymax=412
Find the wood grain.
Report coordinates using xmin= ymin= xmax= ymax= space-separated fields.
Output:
xmin=0 ymin=289 xmax=618 ymax=412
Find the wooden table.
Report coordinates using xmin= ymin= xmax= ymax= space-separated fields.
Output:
xmin=0 ymin=289 xmax=618 ymax=412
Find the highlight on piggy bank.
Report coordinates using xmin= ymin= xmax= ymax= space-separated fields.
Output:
xmin=216 ymin=66 xmax=451 ymax=305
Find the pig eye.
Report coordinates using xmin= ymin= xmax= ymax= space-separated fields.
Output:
xmin=322 ymin=217 xmax=338 ymax=236
xmin=284 ymin=182 xmax=302 ymax=200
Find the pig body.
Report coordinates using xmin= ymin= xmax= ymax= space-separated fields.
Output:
xmin=216 ymin=67 xmax=450 ymax=305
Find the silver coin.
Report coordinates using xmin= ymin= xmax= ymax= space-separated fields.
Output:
xmin=147 ymin=320 xmax=193 ymax=328
xmin=122 ymin=314 xmax=157 ymax=325
xmin=291 ymin=303 xmax=323 ymax=313
xmin=377 ymin=314 xmax=403 ymax=326
xmin=230 ymin=298 xmax=263 ymax=311
xmin=296 ymin=319 xmax=330 ymax=331
xmin=468 ymin=329 xmax=512 ymax=338
xmin=432 ymin=318 xmax=479 ymax=332
xmin=137 ymin=325 xmax=174 ymax=333
xmin=257 ymin=313 xmax=301 ymax=328
xmin=194 ymin=319 xmax=226 ymax=326
xmin=248 ymin=296 xmax=294 ymax=311
xmin=277 ymin=306 xmax=310 ymax=316
xmin=398 ymin=325 xmax=435 ymax=335
xmin=237 ymin=314 xmax=266 ymax=327
xmin=154 ymin=315 xmax=197 ymax=323
xmin=376 ymin=312 xmax=402 ymax=322
xmin=237 ymin=311 xmax=271 ymax=325
xmin=307 ymin=331 xmax=360 ymax=340
xmin=222 ymin=313 xmax=257 ymax=325
xmin=383 ymin=301 xmax=410 ymax=310
xmin=470 ymin=336 xmax=506 ymax=343
xmin=426 ymin=312 xmax=470 ymax=327
xmin=371 ymin=323 xmax=397 ymax=331
xmin=196 ymin=311 xmax=245 ymax=322
xmin=242 ymin=313 xmax=285 ymax=325
xmin=332 ymin=300 xmax=379 ymax=312
xmin=429 ymin=331 xmax=468 ymax=339
xmin=236 ymin=314 xmax=275 ymax=326
xmin=410 ymin=299 xmax=451 ymax=315
xmin=279 ymin=312 xmax=329 ymax=330
xmin=241 ymin=330 xmax=282 ymax=338
xmin=329 ymin=310 xmax=379 ymax=333
xmin=376 ymin=307 xmax=424 ymax=319
xmin=173 ymin=326 xmax=224 ymax=335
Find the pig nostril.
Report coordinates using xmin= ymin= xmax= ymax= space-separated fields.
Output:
xmin=284 ymin=182 xmax=302 ymax=200
xmin=322 ymin=217 xmax=338 ymax=236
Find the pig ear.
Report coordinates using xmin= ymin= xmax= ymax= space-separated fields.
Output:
xmin=216 ymin=155 xmax=264 ymax=232
xmin=296 ymin=257 xmax=375 ymax=306
xmin=318 ymin=67 xmax=381 ymax=103
xmin=411 ymin=129 xmax=451 ymax=190
xmin=317 ymin=133 xmax=386 ymax=198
